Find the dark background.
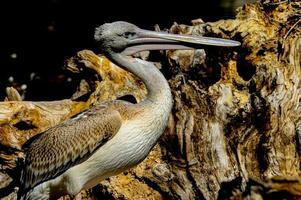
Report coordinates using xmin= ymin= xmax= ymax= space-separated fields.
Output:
xmin=0 ymin=0 xmax=247 ymax=100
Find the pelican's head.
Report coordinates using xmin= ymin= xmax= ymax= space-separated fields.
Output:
xmin=94 ymin=21 xmax=240 ymax=56
xmin=94 ymin=21 xmax=139 ymax=53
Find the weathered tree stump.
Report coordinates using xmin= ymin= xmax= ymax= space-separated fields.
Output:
xmin=0 ymin=1 xmax=300 ymax=199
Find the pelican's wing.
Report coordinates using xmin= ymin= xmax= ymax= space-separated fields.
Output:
xmin=20 ymin=104 xmax=122 ymax=192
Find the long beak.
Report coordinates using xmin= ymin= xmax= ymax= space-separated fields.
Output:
xmin=122 ymin=29 xmax=241 ymax=55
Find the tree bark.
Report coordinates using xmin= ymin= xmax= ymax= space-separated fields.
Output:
xmin=1 ymin=1 xmax=301 ymax=200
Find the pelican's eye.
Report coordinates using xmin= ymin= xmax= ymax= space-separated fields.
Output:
xmin=122 ymin=32 xmax=136 ymax=39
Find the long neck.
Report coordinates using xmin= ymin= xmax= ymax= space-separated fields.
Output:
xmin=108 ymin=52 xmax=172 ymax=107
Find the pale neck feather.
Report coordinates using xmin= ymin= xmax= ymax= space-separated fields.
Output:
xmin=108 ymin=52 xmax=172 ymax=109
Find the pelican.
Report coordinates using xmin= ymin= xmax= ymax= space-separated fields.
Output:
xmin=18 ymin=21 xmax=240 ymax=200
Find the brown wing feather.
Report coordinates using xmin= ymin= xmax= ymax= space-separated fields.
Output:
xmin=20 ymin=104 xmax=122 ymax=192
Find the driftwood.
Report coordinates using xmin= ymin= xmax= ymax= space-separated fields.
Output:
xmin=0 ymin=1 xmax=301 ymax=199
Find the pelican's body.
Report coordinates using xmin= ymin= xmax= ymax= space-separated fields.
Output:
xmin=24 ymin=58 xmax=172 ymax=199
xmin=19 ymin=21 xmax=240 ymax=200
